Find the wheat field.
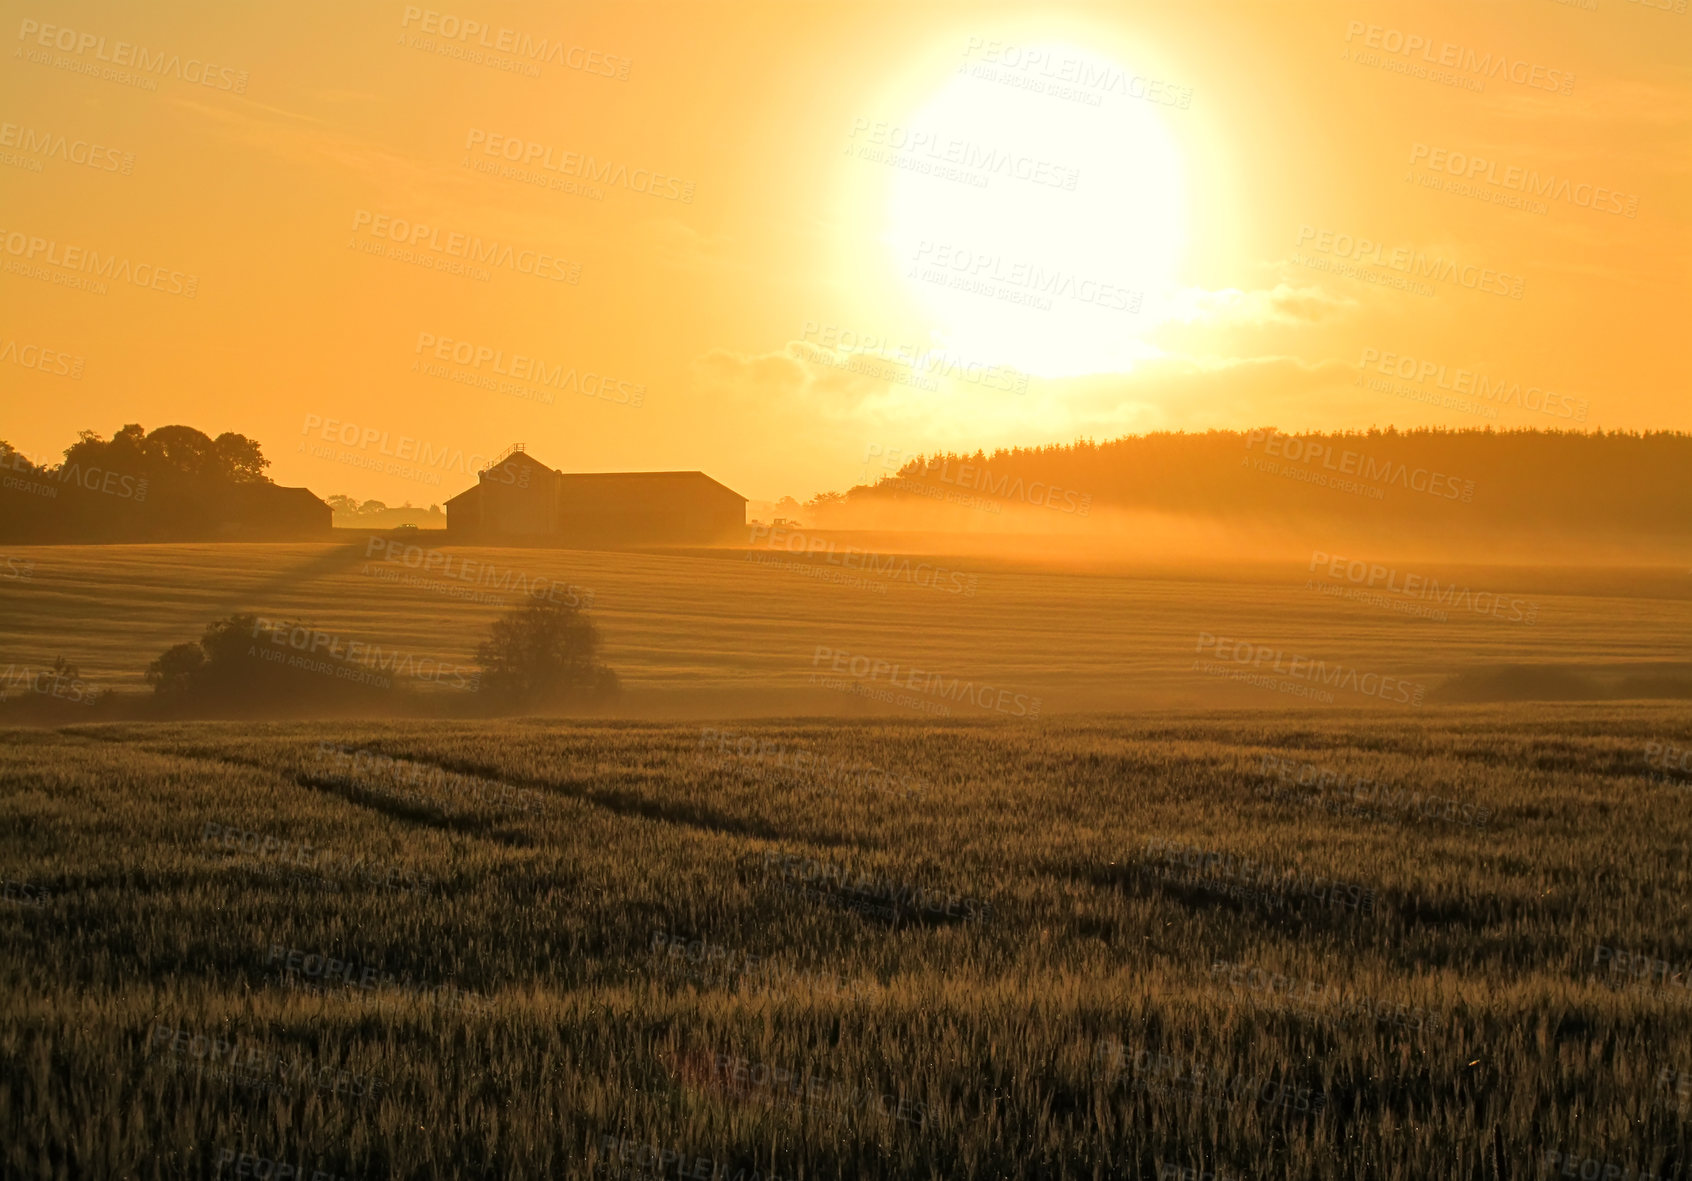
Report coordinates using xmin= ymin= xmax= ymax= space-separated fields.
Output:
xmin=3 ymin=708 xmax=1691 ymax=1179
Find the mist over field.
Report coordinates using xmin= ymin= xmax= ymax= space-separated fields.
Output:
xmin=3 ymin=532 xmax=1690 ymax=723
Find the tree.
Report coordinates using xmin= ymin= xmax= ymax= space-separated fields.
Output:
xmin=474 ymin=598 xmax=618 ymax=708
xmin=4 ymin=423 xmax=287 ymax=545
xmin=143 ymin=613 xmax=390 ymax=712
xmin=0 ymin=440 xmax=38 ymax=474
xmin=145 ymin=614 xmax=269 ymax=701
xmin=137 ymin=425 xmax=218 ymax=477
xmin=144 ymin=642 xmax=206 ymax=699
xmin=211 ymin=431 xmax=270 ymax=482
xmin=324 ymin=497 xmax=388 ymax=517
xmin=58 ymin=425 xmax=271 ymax=484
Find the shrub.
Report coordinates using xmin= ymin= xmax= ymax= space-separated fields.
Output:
xmin=474 ymin=598 xmax=618 ymax=709
xmin=144 ymin=613 xmax=392 ymax=714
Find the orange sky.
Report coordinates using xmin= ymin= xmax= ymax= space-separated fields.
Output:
xmin=2 ymin=0 xmax=1687 ymax=504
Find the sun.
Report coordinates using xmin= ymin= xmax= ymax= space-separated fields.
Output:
xmin=882 ymin=41 xmax=1188 ymax=379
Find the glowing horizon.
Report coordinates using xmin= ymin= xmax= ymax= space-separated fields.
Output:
xmin=1 ymin=1 xmax=1686 ymax=505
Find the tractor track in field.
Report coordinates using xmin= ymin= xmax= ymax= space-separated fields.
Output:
xmin=64 ymin=731 xmax=873 ymax=854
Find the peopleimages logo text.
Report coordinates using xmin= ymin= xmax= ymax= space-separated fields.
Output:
xmin=400 ymin=7 xmax=631 ymax=80
xmin=0 ymin=337 xmax=84 ymax=379
xmin=350 ymin=210 xmax=580 ymax=283
xmin=801 ymin=322 xmax=1028 ymax=395
xmin=812 ymin=644 xmax=1041 ymax=717
xmin=847 ymin=118 xmax=1080 ymax=190
xmin=16 ymin=19 xmax=250 ymax=92
xmin=884 ymin=450 xmax=1093 ymax=515
xmin=1342 ymin=22 xmax=1574 ymax=95
xmin=299 ymin=414 xmax=519 ymax=483
xmin=960 ymin=39 xmax=1194 ymax=108
xmin=0 ymin=227 xmax=198 ymax=296
xmin=0 ymin=122 xmax=133 ymax=173
xmin=1358 ymin=348 xmax=1588 ymax=422
xmin=1295 ymin=225 xmax=1524 ymax=299
xmin=1245 ymin=430 xmax=1476 ymax=502
xmin=1410 ymin=144 xmax=1637 ymax=218
xmin=1308 ymin=550 xmax=1539 ymax=624
xmin=464 ymin=130 xmax=692 ymax=202
xmin=913 ymin=240 xmax=1140 ymax=312
xmin=414 ymin=333 xmax=644 ymax=405
xmin=250 ymin=619 xmax=480 ymax=692
xmin=1195 ymin=632 xmax=1427 ymax=706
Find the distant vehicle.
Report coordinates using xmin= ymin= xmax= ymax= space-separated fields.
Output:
xmin=395 ymin=523 xmax=419 ymax=530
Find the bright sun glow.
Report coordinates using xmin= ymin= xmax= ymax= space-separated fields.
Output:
xmin=885 ymin=41 xmax=1187 ymax=379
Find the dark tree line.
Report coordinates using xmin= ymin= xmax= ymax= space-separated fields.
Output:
xmin=0 ymin=423 xmax=322 ymax=542
xmin=836 ymin=428 xmax=1692 ymax=534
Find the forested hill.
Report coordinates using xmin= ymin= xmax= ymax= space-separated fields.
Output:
xmin=836 ymin=428 xmax=1692 ymax=535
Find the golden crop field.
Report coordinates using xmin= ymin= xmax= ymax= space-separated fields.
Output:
xmin=7 ymin=0 xmax=1690 ymax=1177
xmin=3 ymin=709 xmax=1691 ymax=1180
xmin=3 ymin=541 xmax=1690 ymax=717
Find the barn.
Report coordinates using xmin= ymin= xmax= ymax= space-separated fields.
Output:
xmin=445 ymin=446 xmax=746 ymax=545
xmin=220 ymin=482 xmax=333 ymax=539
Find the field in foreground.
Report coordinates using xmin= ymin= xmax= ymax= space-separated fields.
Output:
xmin=4 ymin=708 xmax=1692 ymax=1179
